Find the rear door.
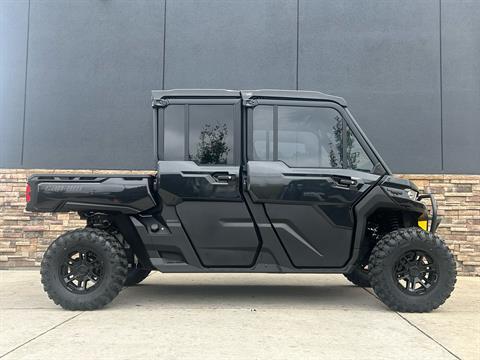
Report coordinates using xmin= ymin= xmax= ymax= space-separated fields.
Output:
xmin=246 ymin=99 xmax=381 ymax=268
xmin=156 ymin=95 xmax=260 ymax=267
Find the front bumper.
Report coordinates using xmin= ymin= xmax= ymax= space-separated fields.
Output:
xmin=417 ymin=192 xmax=441 ymax=233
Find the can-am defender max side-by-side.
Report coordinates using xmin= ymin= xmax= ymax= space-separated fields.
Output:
xmin=26 ymin=89 xmax=456 ymax=311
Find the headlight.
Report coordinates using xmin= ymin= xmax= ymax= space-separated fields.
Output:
xmin=406 ymin=189 xmax=418 ymax=200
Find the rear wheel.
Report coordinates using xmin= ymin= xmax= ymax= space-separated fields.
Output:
xmin=369 ymin=227 xmax=456 ymax=312
xmin=41 ymin=228 xmax=127 ymax=310
xmin=344 ymin=261 xmax=370 ymax=287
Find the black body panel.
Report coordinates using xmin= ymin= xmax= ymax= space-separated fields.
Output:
xmin=264 ymin=203 xmax=351 ymax=267
xmin=176 ymin=202 xmax=258 ymax=267
xmin=129 ymin=209 xmax=204 ymax=272
xmin=158 ymin=162 xmax=241 ymax=203
xmin=27 ymin=175 xmax=156 ymax=214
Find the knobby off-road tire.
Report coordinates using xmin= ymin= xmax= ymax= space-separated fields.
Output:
xmin=124 ymin=264 xmax=151 ymax=286
xmin=41 ymin=228 xmax=128 ymax=310
xmin=369 ymin=227 xmax=456 ymax=312
xmin=344 ymin=262 xmax=370 ymax=287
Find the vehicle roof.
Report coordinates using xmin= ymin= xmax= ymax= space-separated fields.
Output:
xmin=152 ymin=89 xmax=347 ymax=107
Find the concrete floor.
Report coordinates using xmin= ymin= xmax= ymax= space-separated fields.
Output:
xmin=0 ymin=271 xmax=478 ymax=360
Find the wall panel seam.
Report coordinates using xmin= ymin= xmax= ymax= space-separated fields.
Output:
xmin=295 ymin=0 xmax=299 ymax=90
xmin=162 ymin=0 xmax=167 ymax=90
xmin=439 ymin=0 xmax=444 ymax=172
xmin=20 ymin=0 xmax=31 ymax=167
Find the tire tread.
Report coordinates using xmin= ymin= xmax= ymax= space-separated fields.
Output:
xmin=40 ymin=228 xmax=128 ymax=310
xmin=369 ymin=227 xmax=456 ymax=312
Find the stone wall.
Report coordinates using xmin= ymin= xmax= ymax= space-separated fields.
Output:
xmin=401 ymin=175 xmax=480 ymax=276
xmin=1 ymin=169 xmax=479 ymax=275
xmin=0 ymin=169 xmax=153 ymax=268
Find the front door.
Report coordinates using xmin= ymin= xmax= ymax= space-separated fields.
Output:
xmin=157 ymin=96 xmax=260 ymax=267
xmin=246 ymin=100 xmax=381 ymax=268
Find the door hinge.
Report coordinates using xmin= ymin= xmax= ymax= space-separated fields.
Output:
xmin=243 ymin=99 xmax=258 ymax=108
xmin=152 ymin=99 xmax=169 ymax=108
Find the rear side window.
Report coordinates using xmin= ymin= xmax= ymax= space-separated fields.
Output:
xmin=251 ymin=105 xmax=374 ymax=172
xmin=163 ymin=103 xmax=236 ymax=165
xmin=188 ymin=105 xmax=234 ymax=165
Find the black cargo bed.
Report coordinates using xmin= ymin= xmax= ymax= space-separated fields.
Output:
xmin=26 ymin=174 xmax=156 ymax=214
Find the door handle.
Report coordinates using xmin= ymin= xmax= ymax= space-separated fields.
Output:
xmin=334 ymin=177 xmax=357 ymax=187
xmin=212 ymin=173 xmax=234 ymax=183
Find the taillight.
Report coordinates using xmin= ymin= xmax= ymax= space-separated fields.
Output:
xmin=26 ymin=184 xmax=31 ymax=203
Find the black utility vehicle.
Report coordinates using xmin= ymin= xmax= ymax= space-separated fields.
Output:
xmin=27 ymin=89 xmax=456 ymax=312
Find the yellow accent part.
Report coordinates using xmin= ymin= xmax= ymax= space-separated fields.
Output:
xmin=418 ymin=220 xmax=428 ymax=231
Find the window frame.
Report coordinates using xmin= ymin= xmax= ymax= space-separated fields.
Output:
xmin=158 ymin=98 xmax=242 ymax=166
xmin=247 ymin=99 xmax=379 ymax=172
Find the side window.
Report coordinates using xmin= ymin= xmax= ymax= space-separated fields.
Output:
xmin=188 ymin=105 xmax=234 ymax=165
xmin=251 ymin=104 xmax=375 ymax=172
xmin=163 ymin=104 xmax=236 ymax=165
xmin=252 ymin=105 xmax=342 ymax=168
xmin=277 ymin=106 xmax=342 ymax=168
xmin=345 ymin=127 xmax=374 ymax=172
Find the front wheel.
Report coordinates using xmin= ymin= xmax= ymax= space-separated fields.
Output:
xmin=40 ymin=228 xmax=128 ymax=310
xmin=369 ymin=227 xmax=456 ymax=312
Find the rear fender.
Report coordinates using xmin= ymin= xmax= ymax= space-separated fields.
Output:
xmin=112 ymin=214 xmax=153 ymax=269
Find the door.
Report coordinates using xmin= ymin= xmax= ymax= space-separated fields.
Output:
xmin=157 ymin=97 xmax=260 ymax=267
xmin=246 ymin=101 xmax=381 ymax=268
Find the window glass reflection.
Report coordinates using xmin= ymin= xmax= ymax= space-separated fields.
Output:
xmin=188 ymin=105 xmax=234 ymax=165
xmin=277 ymin=106 xmax=342 ymax=168
xmin=345 ymin=127 xmax=374 ymax=172
xmin=252 ymin=105 xmax=374 ymax=172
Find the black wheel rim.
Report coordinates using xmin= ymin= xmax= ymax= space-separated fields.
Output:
xmin=393 ymin=250 xmax=438 ymax=296
xmin=60 ymin=248 xmax=104 ymax=294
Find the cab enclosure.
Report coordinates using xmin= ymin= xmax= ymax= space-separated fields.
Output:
xmin=145 ymin=89 xmax=433 ymax=273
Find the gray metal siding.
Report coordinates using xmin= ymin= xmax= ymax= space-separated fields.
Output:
xmin=0 ymin=0 xmax=479 ymax=173
xmin=441 ymin=1 xmax=480 ymax=173
xmin=0 ymin=0 xmax=29 ymax=167
xmin=298 ymin=0 xmax=442 ymax=174
xmin=164 ymin=0 xmax=297 ymax=89
xmin=22 ymin=0 xmax=164 ymax=169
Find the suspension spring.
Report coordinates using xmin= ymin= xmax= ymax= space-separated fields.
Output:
xmin=387 ymin=213 xmax=401 ymax=231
